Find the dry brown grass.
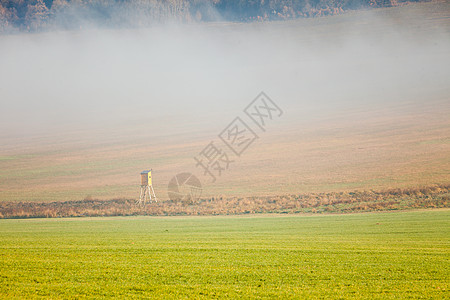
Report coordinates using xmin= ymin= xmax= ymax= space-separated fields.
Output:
xmin=0 ymin=184 xmax=448 ymax=218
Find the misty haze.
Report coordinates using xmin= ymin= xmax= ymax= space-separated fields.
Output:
xmin=0 ymin=0 xmax=449 ymax=298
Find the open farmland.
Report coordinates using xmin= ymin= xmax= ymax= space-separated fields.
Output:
xmin=0 ymin=1 xmax=449 ymax=298
xmin=1 ymin=89 xmax=448 ymax=202
xmin=0 ymin=210 xmax=448 ymax=298
xmin=0 ymin=1 xmax=449 ymax=203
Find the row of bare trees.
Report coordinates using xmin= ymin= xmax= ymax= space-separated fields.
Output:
xmin=0 ymin=0 xmax=420 ymax=32
xmin=0 ymin=184 xmax=448 ymax=218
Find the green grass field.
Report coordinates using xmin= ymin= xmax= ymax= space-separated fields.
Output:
xmin=0 ymin=210 xmax=448 ymax=299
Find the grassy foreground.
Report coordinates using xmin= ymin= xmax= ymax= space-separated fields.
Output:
xmin=0 ymin=210 xmax=448 ymax=299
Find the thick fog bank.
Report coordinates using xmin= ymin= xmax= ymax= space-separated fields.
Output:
xmin=0 ymin=4 xmax=449 ymax=145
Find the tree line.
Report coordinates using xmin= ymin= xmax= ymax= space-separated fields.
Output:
xmin=0 ymin=0 xmax=421 ymax=32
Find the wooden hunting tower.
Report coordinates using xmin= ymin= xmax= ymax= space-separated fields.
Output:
xmin=141 ymin=170 xmax=152 ymax=186
xmin=138 ymin=170 xmax=157 ymax=206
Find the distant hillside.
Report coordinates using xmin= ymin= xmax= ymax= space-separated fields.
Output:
xmin=0 ymin=0 xmax=425 ymax=32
